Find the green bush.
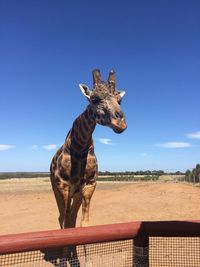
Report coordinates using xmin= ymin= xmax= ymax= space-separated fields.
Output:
xmin=97 ymin=175 xmax=159 ymax=182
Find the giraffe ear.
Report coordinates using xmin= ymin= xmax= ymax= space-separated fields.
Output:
xmin=79 ymin=84 xmax=91 ymax=100
xmin=118 ymin=90 xmax=126 ymax=98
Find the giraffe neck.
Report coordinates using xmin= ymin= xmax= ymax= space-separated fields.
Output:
xmin=65 ymin=106 xmax=96 ymax=156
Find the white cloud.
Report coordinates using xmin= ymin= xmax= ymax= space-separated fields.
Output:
xmin=97 ymin=138 xmax=113 ymax=145
xmin=0 ymin=144 xmax=15 ymax=151
xmin=156 ymin=142 xmax=191 ymax=148
xmin=32 ymin=144 xmax=39 ymax=150
xmin=43 ymin=144 xmax=58 ymax=150
xmin=186 ymin=131 xmax=200 ymax=139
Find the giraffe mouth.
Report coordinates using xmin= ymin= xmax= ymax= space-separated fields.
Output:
xmin=110 ymin=118 xmax=127 ymax=134
xmin=113 ymin=127 xmax=126 ymax=133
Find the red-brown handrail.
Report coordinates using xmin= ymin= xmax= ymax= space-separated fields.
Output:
xmin=0 ymin=220 xmax=199 ymax=255
xmin=0 ymin=222 xmax=141 ymax=254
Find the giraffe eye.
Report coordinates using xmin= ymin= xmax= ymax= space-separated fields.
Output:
xmin=118 ymin=98 xmax=122 ymax=105
xmin=91 ymin=96 xmax=100 ymax=105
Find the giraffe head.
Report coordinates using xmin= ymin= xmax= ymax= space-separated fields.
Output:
xmin=79 ymin=69 xmax=127 ymax=133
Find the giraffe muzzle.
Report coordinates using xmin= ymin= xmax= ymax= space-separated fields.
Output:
xmin=110 ymin=118 xmax=127 ymax=133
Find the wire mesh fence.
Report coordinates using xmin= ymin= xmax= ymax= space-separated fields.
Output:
xmin=0 ymin=221 xmax=200 ymax=267
xmin=149 ymin=237 xmax=200 ymax=267
xmin=1 ymin=237 xmax=200 ymax=267
xmin=0 ymin=240 xmax=133 ymax=267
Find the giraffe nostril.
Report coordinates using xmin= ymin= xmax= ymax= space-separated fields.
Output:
xmin=115 ymin=111 xmax=123 ymax=119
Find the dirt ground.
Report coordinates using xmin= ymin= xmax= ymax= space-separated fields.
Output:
xmin=0 ymin=178 xmax=200 ymax=235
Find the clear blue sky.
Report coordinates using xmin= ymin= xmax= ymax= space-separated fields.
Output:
xmin=0 ymin=1 xmax=200 ymax=172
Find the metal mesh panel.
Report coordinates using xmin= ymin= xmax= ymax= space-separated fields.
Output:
xmin=149 ymin=237 xmax=200 ymax=267
xmin=1 ymin=237 xmax=200 ymax=266
xmin=0 ymin=240 xmax=133 ymax=267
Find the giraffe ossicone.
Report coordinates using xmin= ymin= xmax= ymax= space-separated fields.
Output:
xmin=50 ymin=69 xmax=127 ymax=233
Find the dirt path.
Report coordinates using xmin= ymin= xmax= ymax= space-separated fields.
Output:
xmin=0 ymin=179 xmax=199 ymax=234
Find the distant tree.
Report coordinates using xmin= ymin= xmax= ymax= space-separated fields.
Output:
xmin=195 ymin=164 xmax=200 ymax=183
xmin=185 ymin=170 xmax=191 ymax=182
xmin=157 ymin=170 xmax=165 ymax=175
xmin=192 ymin=168 xmax=196 ymax=183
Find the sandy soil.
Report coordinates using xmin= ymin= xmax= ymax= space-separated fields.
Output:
xmin=0 ymin=178 xmax=200 ymax=234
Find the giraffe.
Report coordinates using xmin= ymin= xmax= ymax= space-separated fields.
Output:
xmin=50 ymin=69 xmax=127 ymax=263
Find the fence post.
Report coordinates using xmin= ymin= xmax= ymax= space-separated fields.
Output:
xmin=133 ymin=233 xmax=149 ymax=267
